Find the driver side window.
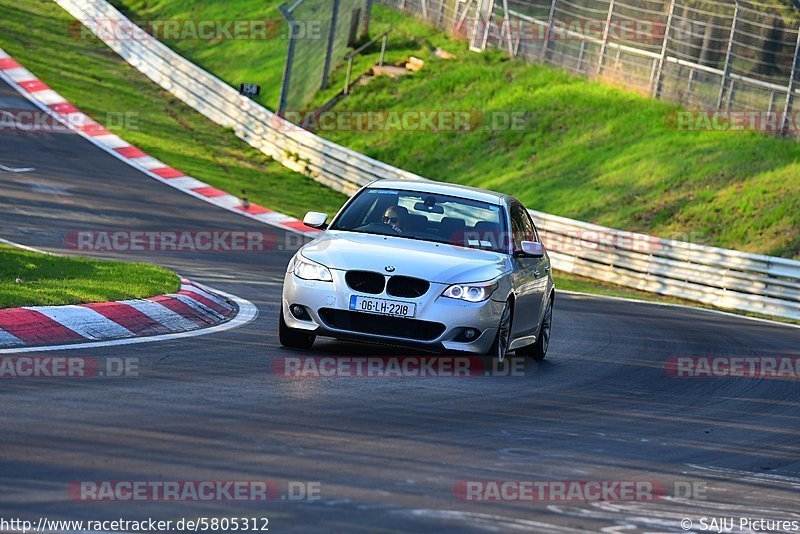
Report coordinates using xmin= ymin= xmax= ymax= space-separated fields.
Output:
xmin=510 ymin=204 xmax=537 ymax=251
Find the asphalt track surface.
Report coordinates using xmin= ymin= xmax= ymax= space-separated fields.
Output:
xmin=1 ymin=78 xmax=799 ymax=533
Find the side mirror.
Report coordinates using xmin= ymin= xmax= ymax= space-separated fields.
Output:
xmin=517 ymin=241 xmax=545 ymax=258
xmin=303 ymin=211 xmax=329 ymax=229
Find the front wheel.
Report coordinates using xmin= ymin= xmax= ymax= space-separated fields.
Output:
xmin=487 ymin=301 xmax=512 ymax=363
xmin=279 ymin=305 xmax=316 ymax=349
xmin=518 ymin=298 xmax=553 ymax=361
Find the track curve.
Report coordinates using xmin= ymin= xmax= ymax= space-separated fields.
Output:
xmin=1 ymin=78 xmax=799 ymax=533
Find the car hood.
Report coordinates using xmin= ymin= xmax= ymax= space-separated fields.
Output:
xmin=300 ymin=231 xmax=511 ymax=283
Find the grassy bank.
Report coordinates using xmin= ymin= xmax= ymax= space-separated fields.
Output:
xmin=0 ymin=0 xmax=347 ymax=219
xmin=114 ymin=0 xmax=800 ymax=260
xmin=0 ymin=244 xmax=179 ymax=308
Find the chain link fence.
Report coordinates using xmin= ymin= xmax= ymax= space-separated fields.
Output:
xmin=279 ymin=0 xmax=373 ymax=114
xmin=381 ymin=0 xmax=800 ymax=137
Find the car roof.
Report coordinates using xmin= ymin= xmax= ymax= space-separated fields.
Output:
xmin=366 ymin=179 xmax=513 ymax=206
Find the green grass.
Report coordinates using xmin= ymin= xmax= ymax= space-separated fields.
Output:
xmin=0 ymin=245 xmax=179 ymax=308
xmin=112 ymin=0 xmax=800 ymax=260
xmin=0 ymin=0 xmax=347 ymax=220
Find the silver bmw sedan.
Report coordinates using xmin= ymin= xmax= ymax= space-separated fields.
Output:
xmin=280 ymin=179 xmax=555 ymax=362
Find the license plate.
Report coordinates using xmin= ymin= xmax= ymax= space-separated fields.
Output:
xmin=349 ymin=295 xmax=416 ymax=318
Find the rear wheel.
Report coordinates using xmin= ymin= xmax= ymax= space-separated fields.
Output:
xmin=518 ymin=297 xmax=553 ymax=361
xmin=488 ymin=301 xmax=512 ymax=363
xmin=279 ymin=305 xmax=315 ymax=349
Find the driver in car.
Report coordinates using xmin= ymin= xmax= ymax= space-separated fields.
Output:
xmin=383 ymin=206 xmax=408 ymax=234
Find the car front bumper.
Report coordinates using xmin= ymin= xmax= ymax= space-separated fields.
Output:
xmin=281 ymin=270 xmax=505 ymax=354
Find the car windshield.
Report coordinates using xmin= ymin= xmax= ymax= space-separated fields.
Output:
xmin=329 ymin=188 xmax=509 ymax=253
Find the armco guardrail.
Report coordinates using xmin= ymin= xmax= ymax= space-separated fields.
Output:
xmin=533 ymin=211 xmax=800 ymax=320
xmin=55 ymin=0 xmax=800 ymax=321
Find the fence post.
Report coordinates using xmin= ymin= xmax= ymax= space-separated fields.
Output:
xmin=362 ymin=0 xmax=373 ymax=38
xmin=278 ymin=4 xmax=298 ymax=116
xmin=781 ymin=23 xmax=800 ymax=134
xmin=652 ymin=0 xmax=676 ymax=98
xmin=717 ymin=0 xmax=740 ymax=110
xmin=321 ymin=0 xmax=341 ymax=90
xmin=455 ymin=0 xmax=475 ymax=35
xmin=597 ymin=0 xmax=616 ymax=75
xmin=501 ymin=0 xmax=514 ymax=57
xmin=540 ymin=0 xmax=558 ymax=62
xmin=469 ymin=0 xmax=495 ymax=51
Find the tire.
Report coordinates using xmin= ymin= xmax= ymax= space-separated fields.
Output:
xmin=487 ymin=301 xmax=513 ymax=363
xmin=279 ymin=305 xmax=315 ymax=349
xmin=518 ymin=297 xmax=553 ymax=361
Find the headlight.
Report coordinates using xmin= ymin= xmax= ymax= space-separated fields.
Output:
xmin=293 ymin=255 xmax=333 ymax=282
xmin=442 ymin=281 xmax=498 ymax=302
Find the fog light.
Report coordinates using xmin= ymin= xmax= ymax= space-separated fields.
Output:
xmin=464 ymin=329 xmax=477 ymax=340
xmin=290 ymin=304 xmax=310 ymax=320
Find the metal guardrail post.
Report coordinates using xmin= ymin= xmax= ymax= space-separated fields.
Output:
xmin=278 ymin=3 xmax=299 ymax=116
xmin=717 ymin=0 xmax=740 ymax=110
xmin=781 ymin=22 xmax=800 ymax=135
xmin=379 ymin=33 xmax=388 ymax=66
xmin=321 ymin=0 xmax=341 ymax=90
xmin=597 ymin=0 xmax=616 ymax=75
xmin=652 ymin=0 xmax=676 ymax=98
xmin=540 ymin=0 xmax=558 ymax=62
xmin=344 ymin=57 xmax=354 ymax=95
xmin=343 ymin=29 xmax=392 ymax=94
